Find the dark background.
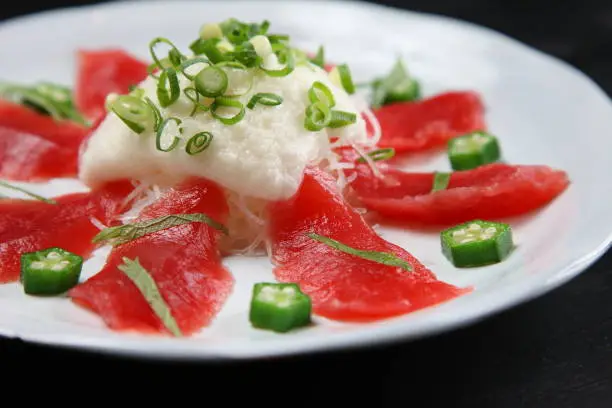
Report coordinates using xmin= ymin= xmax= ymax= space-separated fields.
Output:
xmin=1 ymin=1 xmax=611 ymax=406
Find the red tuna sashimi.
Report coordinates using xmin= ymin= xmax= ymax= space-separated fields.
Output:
xmin=69 ymin=178 xmax=233 ymax=336
xmin=268 ymin=167 xmax=468 ymax=322
xmin=0 ymin=181 xmax=133 ymax=283
xmin=0 ymin=126 xmax=77 ymax=180
xmin=0 ymin=100 xmax=88 ymax=151
xmin=375 ymin=91 xmax=486 ymax=153
xmin=75 ymin=49 xmax=149 ymax=122
xmin=348 ymin=162 xmax=570 ymax=225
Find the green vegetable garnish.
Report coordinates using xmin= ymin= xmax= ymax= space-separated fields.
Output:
xmin=249 ymin=283 xmax=312 ymax=333
xmin=179 ymin=57 xmax=210 ymax=80
xmin=310 ymin=46 xmax=325 ymax=68
xmin=20 ymin=247 xmax=83 ymax=295
xmin=371 ymin=58 xmax=420 ymax=108
xmin=108 ymin=95 xmax=154 ymax=134
xmin=356 ymin=148 xmax=396 ymax=163
xmin=117 ymin=257 xmax=182 ymax=337
xmin=194 ymin=66 xmax=228 ymax=98
xmin=246 ymin=93 xmax=283 ymax=109
xmin=431 ymin=172 xmax=451 ymax=192
xmin=210 ymin=97 xmax=245 ymax=125
xmin=0 ymin=81 xmax=87 ymax=125
xmin=183 ymin=87 xmax=210 ymax=117
xmin=148 ymin=37 xmax=186 ymax=76
xmin=308 ymin=81 xmax=335 ymax=107
xmin=260 ymin=46 xmax=295 ymax=77
xmin=328 ymin=110 xmax=357 ymax=128
xmin=304 ymin=101 xmax=331 ymax=131
xmin=155 ymin=117 xmax=182 ymax=152
xmin=156 ymin=67 xmax=180 ymax=107
xmin=335 ymin=64 xmax=355 ymax=95
xmin=448 ymin=131 xmax=501 ymax=171
xmin=186 ymin=132 xmax=214 ymax=155
xmin=441 ymin=220 xmax=514 ymax=268
xmin=307 ymin=232 xmax=412 ymax=271
xmin=93 ymin=213 xmax=228 ymax=247
xmin=0 ymin=180 xmax=56 ymax=204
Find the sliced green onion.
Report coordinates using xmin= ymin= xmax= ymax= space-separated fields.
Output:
xmin=156 ymin=68 xmax=180 ymax=108
xmin=183 ymin=87 xmax=210 ymax=116
xmin=211 ymin=97 xmax=245 ymax=125
xmin=432 ymin=172 xmax=451 ymax=192
xmin=179 ymin=57 xmax=210 ymax=80
xmin=143 ymin=97 xmax=162 ymax=131
xmin=191 ymin=38 xmax=228 ymax=64
xmin=356 ymin=148 xmax=395 ymax=163
xmin=267 ymin=34 xmax=290 ymax=44
xmin=310 ymin=46 xmax=325 ymax=68
xmin=307 ymin=232 xmax=412 ymax=271
xmin=93 ymin=212 xmax=227 ymax=246
xmin=260 ymin=47 xmax=295 ymax=77
xmin=195 ymin=66 xmax=228 ymax=98
xmin=156 ymin=117 xmax=182 ymax=152
xmin=221 ymin=18 xmax=250 ymax=44
xmin=117 ymin=257 xmax=183 ymax=337
xmin=336 ymin=64 xmax=355 ymax=95
xmin=0 ymin=180 xmax=56 ymax=204
xmin=258 ymin=20 xmax=270 ymax=35
xmin=304 ymin=102 xmax=331 ymax=131
xmin=129 ymin=86 xmax=145 ymax=99
xmin=149 ymin=37 xmax=186 ymax=73
xmin=247 ymin=93 xmax=283 ymax=109
xmin=230 ymin=42 xmax=260 ymax=68
xmin=328 ymin=110 xmax=357 ymax=128
xmin=186 ymin=132 xmax=214 ymax=155
xmin=308 ymin=81 xmax=335 ymax=107
xmin=109 ymin=95 xmax=154 ymax=134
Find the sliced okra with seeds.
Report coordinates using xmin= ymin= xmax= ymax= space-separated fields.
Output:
xmin=441 ymin=220 xmax=514 ymax=267
xmin=448 ymin=131 xmax=501 ymax=171
xmin=20 ymin=247 xmax=83 ymax=295
xmin=249 ymin=282 xmax=312 ymax=333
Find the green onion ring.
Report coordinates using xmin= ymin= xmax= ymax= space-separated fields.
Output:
xmin=211 ymin=97 xmax=245 ymax=125
xmin=308 ymin=81 xmax=336 ymax=107
xmin=183 ymin=87 xmax=210 ymax=116
xmin=260 ymin=46 xmax=295 ymax=77
xmin=185 ymin=131 xmax=214 ymax=155
xmin=195 ymin=66 xmax=229 ymax=98
xmin=304 ymin=101 xmax=331 ymax=131
xmin=109 ymin=95 xmax=154 ymax=134
xmin=156 ymin=68 xmax=180 ymax=108
xmin=328 ymin=110 xmax=357 ymax=128
xmin=143 ymin=97 xmax=162 ymax=131
xmin=149 ymin=37 xmax=186 ymax=73
xmin=179 ymin=57 xmax=210 ymax=80
xmin=156 ymin=117 xmax=182 ymax=152
xmin=247 ymin=93 xmax=283 ymax=109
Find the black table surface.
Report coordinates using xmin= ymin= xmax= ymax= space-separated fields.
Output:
xmin=1 ymin=0 xmax=611 ymax=405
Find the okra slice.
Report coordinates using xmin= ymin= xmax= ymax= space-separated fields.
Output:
xmin=249 ymin=282 xmax=312 ymax=333
xmin=448 ymin=131 xmax=501 ymax=170
xmin=20 ymin=247 xmax=83 ymax=295
xmin=441 ymin=220 xmax=513 ymax=267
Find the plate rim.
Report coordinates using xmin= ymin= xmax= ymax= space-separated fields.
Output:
xmin=0 ymin=0 xmax=611 ymax=361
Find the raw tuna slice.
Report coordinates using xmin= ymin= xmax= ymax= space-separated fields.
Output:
xmin=69 ymin=178 xmax=234 ymax=336
xmin=0 ymin=126 xmax=77 ymax=180
xmin=375 ymin=91 xmax=486 ymax=153
xmin=0 ymin=100 xmax=88 ymax=151
xmin=75 ymin=49 xmax=149 ymax=121
xmin=268 ymin=167 xmax=468 ymax=322
xmin=0 ymin=181 xmax=133 ymax=283
xmin=348 ymin=162 xmax=570 ymax=225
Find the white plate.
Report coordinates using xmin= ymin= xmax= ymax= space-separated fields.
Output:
xmin=0 ymin=0 xmax=611 ymax=360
